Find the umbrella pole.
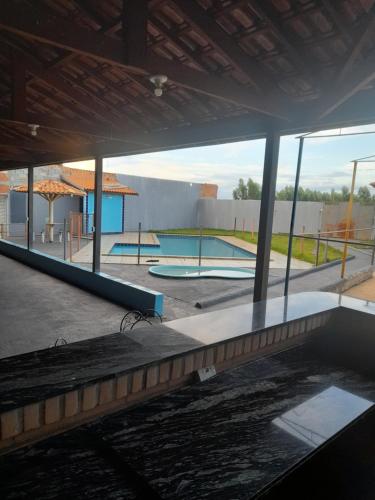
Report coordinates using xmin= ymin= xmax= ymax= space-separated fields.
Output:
xmin=48 ymin=197 xmax=54 ymax=242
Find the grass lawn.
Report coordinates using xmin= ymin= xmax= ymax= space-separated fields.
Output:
xmin=154 ymin=228 xmax=343 ymax=265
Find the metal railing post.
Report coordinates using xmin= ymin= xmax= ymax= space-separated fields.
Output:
xmin=315 ymin=229 xmax=321 ymax=267
xmin=198 ymin=225 xmax=203 ymax=267
xmin=341 ymin=160 xmax=357 ymax=278
xmin=137 ymin=222 xmax=141 ymax=265
xmin=324 ymin=235 xmax=329 ymax=263
xmin=63 ymin=218 xmax=67 ymax=260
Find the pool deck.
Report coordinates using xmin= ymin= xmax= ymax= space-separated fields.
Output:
xmin=72 ymin=232 xmax=311 ymax=270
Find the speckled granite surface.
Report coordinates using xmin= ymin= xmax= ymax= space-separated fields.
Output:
xmin=2 ymin=292 xmax=374 ymax=414
xmin=2 ymin=342 xmax=375 ymax=499
xmin=0 ymin=325 xmax=203 ymax=413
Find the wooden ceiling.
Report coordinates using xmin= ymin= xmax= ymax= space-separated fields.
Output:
xmin=0 ymin=0 xmax=375 ymax=169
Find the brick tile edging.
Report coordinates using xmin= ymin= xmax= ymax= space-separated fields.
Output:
xmin=0 ymin=312 xmax=331 ymax=454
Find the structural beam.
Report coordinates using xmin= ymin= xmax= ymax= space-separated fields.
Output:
xmin=0 ymin=135 xmax=93 ymax=156
xmin=0 ymin=0 xmax=288 ymax=118
xmin=1 ymin=41 xmax=131 ymax=133
xmin=337 ymin=6 xmax=375 ymax=82
xmin=0 ymin=111 xmax=151 ymax=146
xmin=317 ymin=54 xmax=375 ymax=120
xmin=248 ymin=0 xmax=315 ymax=84
xmin=92 ymin=156 xmax=103 ymax=273
xmin=123 ymin=0 xmax=148 ymax=65
xmin=253 ymin=130 xmax=280 ymax=302
xmin=27 ymin=166 xmax=33 ymax=250
xmin=284 ymin=137 xmax=304 ymax=296
xmin=170 ymin=0 xmax=270 ymax=92
xmin=12 ymin=55 xmax=26 ymax=121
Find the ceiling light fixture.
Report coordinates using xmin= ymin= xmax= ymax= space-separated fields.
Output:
xmin=149 ymin=74 xmax=168 ymax=97
xmin=28 ymin=124 xmax=40 ymax=137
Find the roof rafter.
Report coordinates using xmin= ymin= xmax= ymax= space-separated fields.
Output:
xmin=168 ymin=0 xmax=270 ymax=92
xmin=337 ymin=6 xmax=375 ymax=82
xmin=11 ymin=52 xmax=26 ymax=121
xmin=0 ymin=39 xmax=135 ymax=134
xmin=247 ymin=0 xmax=316 ymax=86
xmin=0 ymin=111 xmax=152 ymax=146
xmin=123 ymin=0 xmax=148 ymax=65
xmin=0 ymin=134 xmax=92 ymax=156
xmin=0 ymin=0 xmax=288 ymax=119
xmin=317 ymin=52 xmax=375 ymax=120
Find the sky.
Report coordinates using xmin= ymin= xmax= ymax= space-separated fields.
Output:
xmin=65 ymin=123 xmax=375 ymax=199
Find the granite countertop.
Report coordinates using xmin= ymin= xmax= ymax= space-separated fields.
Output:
xmin=2 ymin=342 xmax=375 ymax=499
xmin=0 ymin=325 xmax=203 ymax=413
xmin=1 ymin=291 xmax=374 ymax=413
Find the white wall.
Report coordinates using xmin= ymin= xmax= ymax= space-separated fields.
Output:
xmin=197 ymin=199 xmax=325 ymax=234
xmin=118 ymin=174 xmax=201 ymax=231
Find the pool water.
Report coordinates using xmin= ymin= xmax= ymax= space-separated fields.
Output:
xmin=110 ymin=234 xmax=256 ymax=259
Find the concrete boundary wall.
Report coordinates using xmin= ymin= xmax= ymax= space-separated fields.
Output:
xmin=117 ymin=174 xmax=201 ymax=231
xmin=197 ymin=199 xmax=324 ymax=234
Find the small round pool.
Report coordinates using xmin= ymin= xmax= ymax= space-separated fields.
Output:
xmin=149 ymin=265 xmax=255 ymax=279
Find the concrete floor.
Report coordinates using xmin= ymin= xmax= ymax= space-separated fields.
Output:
xmin=0 ymin=243 xmax=371 ymax=359
xmin=0 ymin=254 xmax=126 ymax=359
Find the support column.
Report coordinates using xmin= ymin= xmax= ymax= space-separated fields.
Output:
xmin=27 ymin=167 xmax=33 ymax=250
xmin=93 ymin=156 xmax=103 ymax=273
xmin=253 ymin=130 xmax=280 ymax=303
xmin=284 ymin=137 xmax=304 ymax=296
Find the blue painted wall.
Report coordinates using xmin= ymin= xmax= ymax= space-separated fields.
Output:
xmin=87 ymin=192 xmax=123 ymax=233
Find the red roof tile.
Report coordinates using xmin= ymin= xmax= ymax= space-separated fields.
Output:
xmin=61 ymin=167 xmax=138 ymax=195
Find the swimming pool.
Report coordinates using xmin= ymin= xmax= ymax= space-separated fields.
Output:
xmin=110 ymin=234 xmax=256 ymax=259
xmin=149 ymin=265 xmax=255 ymax=279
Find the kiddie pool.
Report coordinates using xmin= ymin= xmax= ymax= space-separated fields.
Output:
xmin=149 ymin=265 xmax=255 ymax=279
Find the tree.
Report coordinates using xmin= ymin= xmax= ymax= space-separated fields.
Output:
xmin=276 ymin=185 xmax=294 ymax=200
xmin=247 ymin=178 xmax=261 ymax=199
xmin=233 ymin=178 xmax=247 ymax=200
xmin=233 ymin=177 xmax=261 ymax=200
xmin=341 ymin=186 xmax=349 ymax=201
xmin=233 ymin=178 xmax=375 ymax=204
xmin=357 ymin=185 xmax=371 ymax=204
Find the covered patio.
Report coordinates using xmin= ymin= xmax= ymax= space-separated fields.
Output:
xmin=1 ymin=1 xmax=375 ymax=497
xmin=1 ymin=0 xmax=374 ymax=306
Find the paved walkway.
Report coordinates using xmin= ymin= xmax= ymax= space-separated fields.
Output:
xmin=344 ymin=274 xmax=375 ymax=302
xmin=218 ymin=235 xmax=311 ymax=269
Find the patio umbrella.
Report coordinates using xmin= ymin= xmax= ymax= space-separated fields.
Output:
xmin=13 ymin=179 xmax=85 ymax=242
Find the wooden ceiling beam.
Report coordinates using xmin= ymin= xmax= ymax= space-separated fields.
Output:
xmin=0 ymin=148 xmax=38 ymax=162
xmin=247 ymin=0 xmax=316 ymax=86
xmin=319 ymin=0 xmax=352 ymax=44
xmin=2 ymin=42 xmax=133 ymax=133
xmin=2 ymin=88 xmax=375 ymax=167
xmin=11 ymin=52 xmax=26 ymax=121
xmin=0 ymin=111 xmax=152 ymax=146
xmin=317 ymin=54 xmax=375 ymax=120
xmin=122 ymin=0 xmax=148 ymax=66
xmin=149 ymin=17 xmax=206 ymax=71
xmin=0 ymin=135 xmax=93 ymax=156
xmin=0 ymin=0 xmax=288 ymax=119
xmin=337 ymin=6 xmax=375 ymax=82
xmin=168 ymin=0 xmax=269 ymax=92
